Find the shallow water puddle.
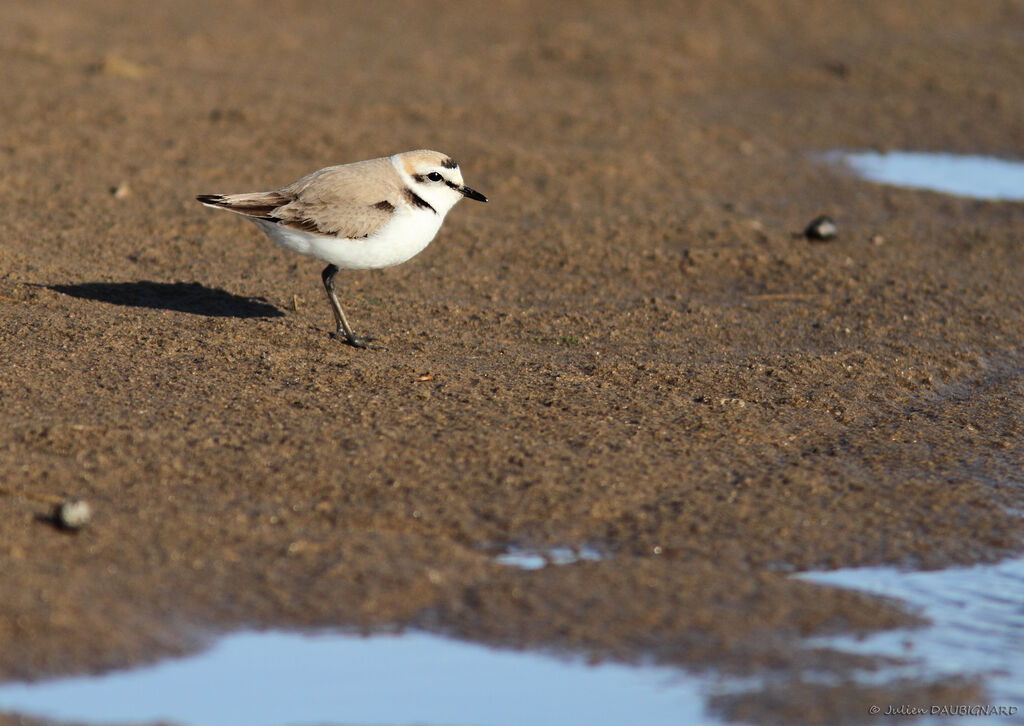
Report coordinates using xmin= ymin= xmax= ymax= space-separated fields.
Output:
xmin=797 ymin=556 xmax=1024 ymax=709
xmin=5 ymin=559 xmax=1024 ymax=726
xmin=0 ymin=630 xmax=722 ymax=726
xmin=825 ymin=151 xmax=1024 ymax=200
xmin=492 ymin=545 xmax=606 ymax=569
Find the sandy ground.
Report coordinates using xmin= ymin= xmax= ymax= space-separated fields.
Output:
xmin=2 ymin=1 xmax=1024 ymax=723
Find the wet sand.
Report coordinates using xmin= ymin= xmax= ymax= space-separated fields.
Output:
xmin=1 ymin=1 xmax=1023 ymax=723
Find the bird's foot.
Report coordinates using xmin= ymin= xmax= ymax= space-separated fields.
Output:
xmin=329 ymin=331 xmax=384 ymax=350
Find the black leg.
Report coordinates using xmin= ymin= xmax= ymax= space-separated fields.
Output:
xmin=321 ymin=264 xmax=368 ymax=348
xmin=320 ymin=265 xmax=382 ymax=349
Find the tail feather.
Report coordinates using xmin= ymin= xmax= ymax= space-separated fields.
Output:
xmin=196 ymin=193 xmax=227 ymax=206
xmin=196 ymin=191 xmax=290 ymax=218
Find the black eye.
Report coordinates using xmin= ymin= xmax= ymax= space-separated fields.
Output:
xmin=426 ymin=172 xmax=443 ymax=182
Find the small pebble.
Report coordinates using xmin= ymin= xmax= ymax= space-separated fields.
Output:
xmin=54 ymin=498 xmax=91 ymax=530
xmin=804 ymin=215 xmax=838 ymax=241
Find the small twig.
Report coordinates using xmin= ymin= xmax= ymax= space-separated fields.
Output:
xmin=744 ymin=293 xmax=823 ymax=301
xmin=0 ymin=485 xmax=63 ymax=505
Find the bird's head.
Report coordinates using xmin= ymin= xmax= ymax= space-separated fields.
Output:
xmin=395 ymin=150 xmax=488 ymax=215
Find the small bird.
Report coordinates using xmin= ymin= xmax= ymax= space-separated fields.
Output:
xmin=197 ymin=150 xmax=488 ymax=348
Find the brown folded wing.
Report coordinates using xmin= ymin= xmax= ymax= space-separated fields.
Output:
xmin=198 ymin=156 xmax=400 ymax=239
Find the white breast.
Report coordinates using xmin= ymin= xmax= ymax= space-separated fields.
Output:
xmin=254 ymin=208 xmax=445 ymax=270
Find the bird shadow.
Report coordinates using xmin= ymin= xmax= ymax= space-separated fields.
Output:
xmin=46 ymin=281 xmax=285 ymax=319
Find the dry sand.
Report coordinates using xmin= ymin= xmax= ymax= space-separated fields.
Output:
xmin=2 ymin=1 xmax=1023 ymax=723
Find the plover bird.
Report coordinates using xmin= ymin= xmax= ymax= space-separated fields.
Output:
xmin=197 ymin=150 xmax=488 ymax=348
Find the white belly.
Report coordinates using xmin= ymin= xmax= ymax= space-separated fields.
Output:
xmin=254 ymin=209 xmax=445 ymax=270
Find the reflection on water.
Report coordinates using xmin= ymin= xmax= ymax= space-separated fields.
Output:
xmin=492 ymin=545 xmax=606 ymax=570
xmin=825 ymin=151 xmax=1024 ymax=200
xmin=797 ymin=556 xmax=1024 ymax=718
xmin=0 ymin=630 xmax=720 ymax=726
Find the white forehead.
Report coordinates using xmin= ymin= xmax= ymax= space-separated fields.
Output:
xmin=399 ymin=150 xmax=461 ymax=178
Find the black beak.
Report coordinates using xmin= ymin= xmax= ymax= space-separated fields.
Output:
xmin=460 ymin=185 xmax=488 ymax=203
